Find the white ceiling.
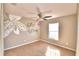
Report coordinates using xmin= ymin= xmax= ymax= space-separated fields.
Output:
xmin=4 ymin=3 xmax=77 ymax=18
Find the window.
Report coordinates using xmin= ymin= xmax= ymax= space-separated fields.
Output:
xmin=48 ymin=23 xmax=59 ymax=40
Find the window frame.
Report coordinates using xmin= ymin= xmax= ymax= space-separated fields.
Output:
xmin=48 ymin=23 xmax=59 ymax=41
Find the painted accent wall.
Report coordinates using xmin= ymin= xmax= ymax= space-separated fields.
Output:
xmin=4 ymin=17 xmax=40 ymax=50
xmin=3 ymin=4 xmax=40 ymax=50
xmin=40 ymin=14 xmax=77 ymax=51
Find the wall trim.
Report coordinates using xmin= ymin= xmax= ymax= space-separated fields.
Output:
xmin=4 ymin=39 xmax=76 ymax=52
xmin=40 ymin=39 xmax=76 ymax=52
xmin=4 ymin=40 xmax=39 ymax=51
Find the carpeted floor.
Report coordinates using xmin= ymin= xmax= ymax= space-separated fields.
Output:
xmin=4 ymin=41 xmax=75 ymax=56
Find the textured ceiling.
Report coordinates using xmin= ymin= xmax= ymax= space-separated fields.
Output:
xmin=4 ymin=3 xmax=77 ymax=18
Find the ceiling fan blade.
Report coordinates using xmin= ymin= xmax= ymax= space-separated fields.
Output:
xmin=43 ymin=18 xmax=47 ymax=20
xmin=36 ymin=7 xmax=43 ymax=18
xmin=36 ymin=7 xmax=41 ymax=13
xmin=43 ymin=16 xmax=53 ymax=20
xmin=43 ymin=16 xmax=52 ymax=18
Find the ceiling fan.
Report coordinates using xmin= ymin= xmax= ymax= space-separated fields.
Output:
xmin=10 ymin=3 xmax=53 ymax=21
xmin=34 ymin=7 xmax=53 ymax=21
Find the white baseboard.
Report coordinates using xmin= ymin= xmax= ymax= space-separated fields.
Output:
xmin=40 ymin=40 xmax=76 ymax=52
xmin=4 ymin=40 xmax=39 ymax=51
xmin=4 ymin=39 xmax=76 ymax=52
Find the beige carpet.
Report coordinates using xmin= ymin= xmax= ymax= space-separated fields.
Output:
xmin=4 ymin=41 xmax=75 ymax=56
xmin=0 ymin=51 xmax=3 ymax=56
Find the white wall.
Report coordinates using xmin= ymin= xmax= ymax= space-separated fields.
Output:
xmin=40 ymin=14 xmax=77 ymax=51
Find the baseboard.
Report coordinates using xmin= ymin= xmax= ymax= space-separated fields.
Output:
xmin=4 ymin=39 xmax=76 ymax=52
xmin=4 ymin=40 xmax=39 ymax=51
xmin=40 ymin=40 xmax=76 ymax=52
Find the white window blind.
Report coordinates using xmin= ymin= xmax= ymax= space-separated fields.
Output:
xmin=48 ymin=23 xmax=59 ymax=40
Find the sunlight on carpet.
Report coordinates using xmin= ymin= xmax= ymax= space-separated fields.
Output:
xmin=45 ymin=46 xmax=60 ymax=56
